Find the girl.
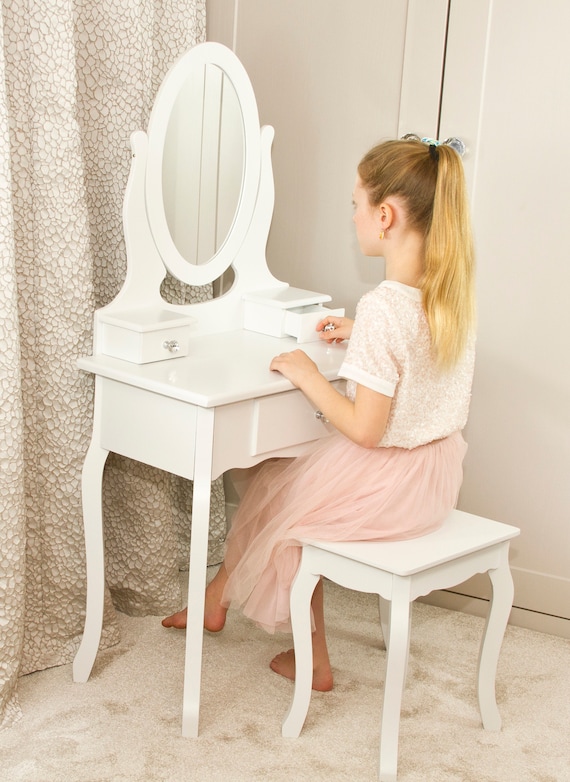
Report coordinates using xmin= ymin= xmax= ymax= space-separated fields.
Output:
xmin=163 ymin=138 xmax=476 ymax=692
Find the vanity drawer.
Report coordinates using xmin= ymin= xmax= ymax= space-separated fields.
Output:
xmin=98 ymin=308 xmax=195 ymax=364
xmin=242 ymin=287 xmax=343 ymax=342
xmin=99 ymin=379 xmax=197 ymax=479
xmin=284 ymin=305 xmax=345 ymax=343
xmin=250 ymin=381 xmax=345 ymax=456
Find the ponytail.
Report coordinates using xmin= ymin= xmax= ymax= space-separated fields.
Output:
xmin=421 ymin=144 xmax=476 ymax=369
xmin=358 ymin=139 xmax=476 ymax=369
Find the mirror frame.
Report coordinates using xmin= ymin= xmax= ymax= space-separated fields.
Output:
xmin=145 ymin=42 xmax=262 ymax=286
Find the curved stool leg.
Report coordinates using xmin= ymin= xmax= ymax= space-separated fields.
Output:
xmin=379 ymin=596 xmax=391 ymax=649
xmin=282 ymin=549 xmax=320 ymax=738
xmin=477 ymin=544 xmax=514 ymax=730
xmin=379 ymin=578 xmax=412 ymax=782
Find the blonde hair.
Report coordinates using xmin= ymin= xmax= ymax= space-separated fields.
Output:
xmin=357 ymin=139 xmax=476 ymax=369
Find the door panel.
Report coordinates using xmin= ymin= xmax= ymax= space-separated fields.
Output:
xmin=397 ymin=0 xmax=449 ymax=139
xmin=440 ymin=0 xmax=570 ymax=628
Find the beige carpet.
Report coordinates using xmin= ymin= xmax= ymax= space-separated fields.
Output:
xmin=1 ymin=574 xmax=569 ymax=782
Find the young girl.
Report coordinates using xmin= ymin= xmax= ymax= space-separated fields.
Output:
xmin=163 ymin=137 xmax=476 ymax=692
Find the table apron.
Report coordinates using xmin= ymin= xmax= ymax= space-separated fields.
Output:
xmin=212 ymin=386 xmax=340 ymax=476
xmin=96 ymin=378 xmax=343 ymax=482
xmin=99 ymin=378 xmax=198 ymax=480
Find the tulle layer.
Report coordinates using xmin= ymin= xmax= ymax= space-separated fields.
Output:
xmin=222 ymin=431 xmax=467 ymax=633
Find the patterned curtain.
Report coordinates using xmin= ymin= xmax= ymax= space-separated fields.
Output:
xmin=0 ymin=0 xmax=226 ymax=729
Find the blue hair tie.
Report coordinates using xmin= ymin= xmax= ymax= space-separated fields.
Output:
xmin=401 ymin=133 xmax=466 ymax=157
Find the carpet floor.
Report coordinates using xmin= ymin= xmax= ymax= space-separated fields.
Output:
xmin=1 ymin=575 xmax=569 ymax=781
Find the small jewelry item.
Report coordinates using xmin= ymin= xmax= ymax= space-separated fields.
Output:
xmin=323 ymin=323 xmax=336 ymax=332
xmin=378 ymin=229 xmax=385 ymax=240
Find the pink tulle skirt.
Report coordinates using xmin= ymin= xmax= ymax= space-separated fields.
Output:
xmin=222 ymin=431 xmax=467 ymax=633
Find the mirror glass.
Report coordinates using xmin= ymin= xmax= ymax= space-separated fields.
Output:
xmin=145 ymin=43 xmax=262 ymax=287
xmin=162 ymin=64 xmax=244 ymax=266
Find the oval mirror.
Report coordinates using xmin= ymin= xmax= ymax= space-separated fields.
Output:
xmin=145 ymin=43 xmax=262 ymax=286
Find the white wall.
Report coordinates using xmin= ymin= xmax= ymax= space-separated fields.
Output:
xmin=208 ymin=0 xmax=410 ymax=318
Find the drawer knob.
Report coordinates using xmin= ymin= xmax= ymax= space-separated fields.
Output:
xmin=315 ymin=410 xmax=329 ymax=424
xmin=163 ymin=339 xmax=180 ymax=353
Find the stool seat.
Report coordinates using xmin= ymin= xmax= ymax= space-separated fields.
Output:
xmin=282 ymin=509 xmax=520 ymax=782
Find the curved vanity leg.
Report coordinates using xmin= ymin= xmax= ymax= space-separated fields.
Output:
xmin=477 ymin=543 xmax=514 ymax=731
xmin=379 ymin=577 xmax=412 ymax=782
xmin=181 ymin=408 xmax=215 ymax=737
xmin=282 ymin=549 xmax=320 ymax=738
xmin=73 ymin=437 xmax=110 ymax=682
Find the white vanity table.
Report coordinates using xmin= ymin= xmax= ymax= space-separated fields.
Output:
xmin=72 ymin=42 xmax=346 ymax=737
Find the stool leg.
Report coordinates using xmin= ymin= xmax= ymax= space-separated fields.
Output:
xmin=378 ymin=578 xmax=412 ymax=782
xmin=477 ymin=544 xmax=514 ymax=731
xmin=379 ymin=596 xmax=391 ymax=649
xmin=282 ymin=550 xmax=320 ymax=738
xmin=378 ymin=597 xmax=412 ymax=672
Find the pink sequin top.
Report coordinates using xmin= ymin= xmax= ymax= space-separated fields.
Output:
xmin=339 ymin=280 xmax=475 ymax=449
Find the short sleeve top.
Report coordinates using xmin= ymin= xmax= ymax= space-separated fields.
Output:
xmin=338 ymin=280 xmax=475 ymax=449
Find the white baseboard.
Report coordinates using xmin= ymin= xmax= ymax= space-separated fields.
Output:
xmin=419 ymin=590 xmax=570 ymax=639
xmin=420 ymin=564 xmax=570 ymax=638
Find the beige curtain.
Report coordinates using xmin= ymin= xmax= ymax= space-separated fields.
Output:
xmin=0 ymin=0 xmax=227 ymax=729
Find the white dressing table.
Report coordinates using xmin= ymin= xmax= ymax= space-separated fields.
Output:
xmin=72 ymin=43 xmax=346 ymax=737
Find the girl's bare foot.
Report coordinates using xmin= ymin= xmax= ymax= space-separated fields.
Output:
xmin=269 ymin=648 xmax=333 ymax=692
xmin=204 ymin=564 xmax=228 ymax=632
xmin=162 ymin=565 xmax=229 ymax=632
xmin=162 ymin=608 xmax=187 ymax=629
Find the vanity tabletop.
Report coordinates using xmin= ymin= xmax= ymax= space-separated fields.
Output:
xmin=78 ymin=328 xmax=347 ymax=408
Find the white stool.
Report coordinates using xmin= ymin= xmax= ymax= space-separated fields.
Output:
xmin=282 ymin=509 xmax=520 ymax=782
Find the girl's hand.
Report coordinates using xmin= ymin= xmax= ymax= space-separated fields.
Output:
xmin=270 ymin=349 xmax=320 ymax=390
xmin=316 ymin=316 xmax=354 ymax=343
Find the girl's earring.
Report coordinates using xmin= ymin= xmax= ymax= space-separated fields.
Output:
xmin=379 ymin=229 xmax=385 ymax=240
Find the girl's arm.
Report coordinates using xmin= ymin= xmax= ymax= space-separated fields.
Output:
xmin=269 ymin=350 xmax=391 ymax=449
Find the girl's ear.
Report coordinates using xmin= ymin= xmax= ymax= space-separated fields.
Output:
xmin=378 ymin=201 xmax=395 ymax=231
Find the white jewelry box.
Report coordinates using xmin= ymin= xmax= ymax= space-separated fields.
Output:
xmin=242 ymin=287 xmax=344 ymax=342
xmin=98 ymin=308 xmax=195 ymax=364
